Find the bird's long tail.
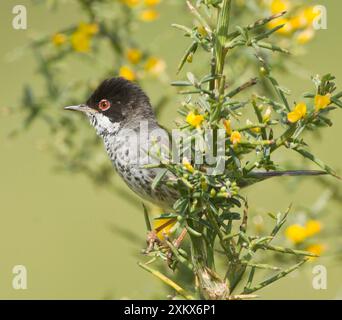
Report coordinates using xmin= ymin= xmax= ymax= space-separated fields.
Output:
xmin=250 ymin=170 xmax=327 ymax=178
xmin=239 ymin=170 xmax=327 ymax=188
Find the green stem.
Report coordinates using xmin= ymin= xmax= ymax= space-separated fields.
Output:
xmin=243 ymin=259 xmax=309 ymax=294
xmin=215 ymin=0 xmax=232 ymax=89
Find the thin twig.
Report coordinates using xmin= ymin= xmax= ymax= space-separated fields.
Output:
xmin=243 ymin=259 xmax=309 ymax=294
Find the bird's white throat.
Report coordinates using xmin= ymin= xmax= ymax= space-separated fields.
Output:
xmin=87 ymin=112 xmax=121 ymax=137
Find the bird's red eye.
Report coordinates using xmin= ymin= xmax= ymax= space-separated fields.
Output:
xmin=98 ymin=99 xmax=111 ymax=111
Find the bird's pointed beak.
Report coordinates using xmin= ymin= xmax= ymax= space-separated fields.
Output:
xmin=64 ymin=104 xmax=97 ymax=113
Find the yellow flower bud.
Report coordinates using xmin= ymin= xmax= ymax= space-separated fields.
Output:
xmin=126 ymin=48 xmax=142 ymax=64
xmin=52 ymin=33 xmax=67 ymax=47
xmin=223 ymin=119 xmax=232 ymax=136
xmin=259 ymin=66 xmax=268 ymax=76
xmin=230 ymin=131 xmax=241 ymax=145
xmin=182 ymin=158 xmax=195 ymax=173
xmin=210 ymin=188 xmax=216 ymax=197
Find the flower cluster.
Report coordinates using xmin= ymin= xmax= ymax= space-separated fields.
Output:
xmin=121 ymin=0 xmax=161 ymax=22
xmin=52 ymin=22 xmax=99 ymax=53
xmin=285 ymin=220 xmax=325 ymax=260
xmin=286 ymin=220 xmax=321 ymax=243
xmin=266 ymin=0 xmax=319 ymax=44
xmin=287 ymin=93 xmax=331 ymax=123
xmin=119 ymin=49 xmax=166 ymax=81
xmin=50 ymin=3 xmax=166 ymax=82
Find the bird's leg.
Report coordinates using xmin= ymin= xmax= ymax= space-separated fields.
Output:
xmin=144 ymin=230 xmax=160 ymax=254
xmin=166 ymin=228 xmax=188 ymax=268
xmin=144 ymin=219 xmax=176 ymax=254
xmin=174 ymin=228 xmax=188 ymax=248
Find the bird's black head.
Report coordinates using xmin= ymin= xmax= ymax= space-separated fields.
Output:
xmin=65 ymin=77 xmax=155 ymax=126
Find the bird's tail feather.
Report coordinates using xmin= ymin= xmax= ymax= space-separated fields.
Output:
xmin=238 ymin=170 xmax=327 ymax=188
xmin=250 ymin=170 xmax=327 ymax=179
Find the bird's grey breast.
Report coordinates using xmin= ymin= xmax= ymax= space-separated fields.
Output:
xmin=103 ymin=123 xmax=178 ymax=209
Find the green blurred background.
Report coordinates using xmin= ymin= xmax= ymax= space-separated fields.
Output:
xmin=0 ymin=0 xmax=341 ymax=299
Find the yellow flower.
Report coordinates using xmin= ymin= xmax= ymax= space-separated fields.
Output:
xmin=290 ymin=15 xmax=307 ymax=30
xmin=296 ymin=28 xmax=315 ymax=45
xmin=144 ymin=0 xmax=160 ymax=6
xmin=314 ymin=94 xmax=331 ymax=111
xmin=270 ymin=0 xmax=290 ymax=14
xmin=79 ymin=22 xmax=99 ymax=35
xmin=305 ymin=220 xmax=322 ymax=237
xmin=306 ymin=244 xmax=326 ymax=261
xmin=230 ymin=131 xmax=241 ymax=145
xmin=285 ymin=219 xmax=322 ymax=245
xmin=303 ymin=6 xmax=320 ymax=24
xmin=70 ymin=23 xmax=99 ymax=53
xmin=119 ymin=65 xmax=136 ymax=81
xmin=285 ymin=224 xmax=307 ymax=244
xmin=186 ymin=111 xmax=204 ymax=128
xmin=126 ymin=48 xmax=142 ymax=64
xmin=182 ymin=158 xmax=195 ymax=173
xmin=289 ymin=7 xmax=319 ymax=32
xmin=52 ymin=33 xmax=67 ymax=47
xmin=223 ymin=119 xmax=232 ymax=136
xmin=140 ymin=9 xmax=159 ymax=22
xmin=121 ymin=0 xmax=140 ymax=7
xmin=268 ymin=18 xmax=293 ymax=35
xmin=287 ymin=102 xmax=307 ymax=123
xmin=153 ymin=218 xmax=177 ymax=240
xmin=144 ymin=57 xmax=166 ymax=75
xmin=71 ymin=31 xmax=91 ymax=53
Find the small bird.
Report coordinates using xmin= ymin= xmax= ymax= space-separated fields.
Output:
xmin=65 ymin=77 xmax=179 ymax=209
xmin=65 ymin=77 xmax=326 ymax=209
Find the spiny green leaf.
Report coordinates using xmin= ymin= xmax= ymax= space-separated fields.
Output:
xmin=294 ymin=147 xmax=339 ymax=178
xmin=142 ymin=203 xmax=152 ymax=231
